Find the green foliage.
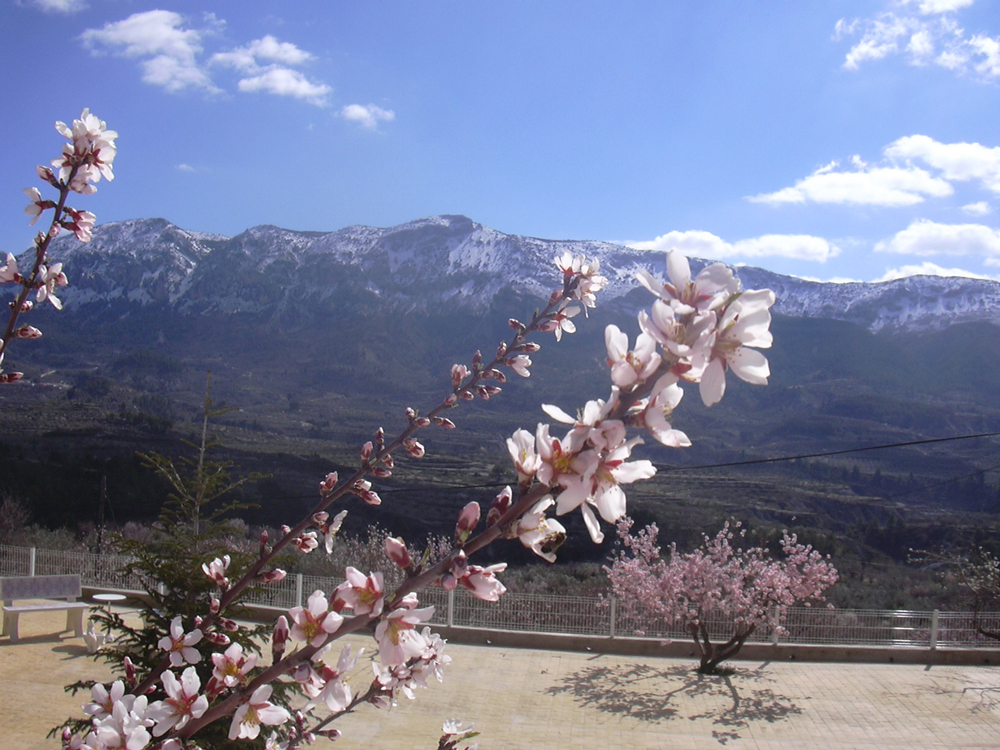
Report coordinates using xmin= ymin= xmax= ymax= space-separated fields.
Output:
xmin=57 ymin=376 xmax=289 ymax=748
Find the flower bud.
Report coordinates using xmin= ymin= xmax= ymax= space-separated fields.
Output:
xmin=444 ymin=393 xmax=458 ymax=406
xmin=404 ymin=438 xmax=425 ymax=458
xmin=272 ymin=615 xmax=289 ymax=660
xmin=372 ymin=466 xmax=392 ymax=478
xmin=123 ymin=656 xmax=137 ymax=687
xmin=433 ymin=416 xmax=456 ymax=429
xmin=405 ymin=406 xmax=416 ymax=419
xmin=259 ymin=529 xmax=268 ymax=554
xmin=319 ymin=472 xmax=339 ymax=496
xmin=205 ymin=631 xmax=231 ymax=646
xmin=360 ymin=441 xmax=373 ymax=461
xmin=492 ymin=369 xmax=507 ymax=383
xmin=414 ymin=416 xmax=430 ymax=427
xmin=508 ymin=318 xmax=525 ymax=331
xmin=455 ymin=501 xmax=480 ymax=543
xmin=449 ymin=551 xmax=469 ymax=579
xmin=209 ymin=597 xmax=220 ymax=615
xmin=0 ymin=372 xmax=24 ymax=384
xmin=440 ymin=573 xmax=457 ymax=591
xmin=223 ymin=618 xmax=239 ymax=632
xmin=496 ymin=341 xmax=508 ymax=358
xmin=14 ymin=325 xmax=41 ymax=339
xmin=472 ymin=349 xmax=482 ymax=365
xmin=385 ymin=536 xmax=412 ymax=569
xmin=261 ymin=568 xmax=287 ymax=583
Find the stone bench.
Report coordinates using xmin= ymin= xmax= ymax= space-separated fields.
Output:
xmin=1 ymin=574 xmax=88 ymax=644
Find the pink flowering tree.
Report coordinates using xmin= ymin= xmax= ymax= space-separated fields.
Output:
xmin=606 ymin=519 xmax=839 ymax=674
xmin=20 ymin=109 xmax=784 ymax=748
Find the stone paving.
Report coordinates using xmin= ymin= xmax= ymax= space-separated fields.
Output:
xmin=3 ymin=606 xmax=1000 ymax=749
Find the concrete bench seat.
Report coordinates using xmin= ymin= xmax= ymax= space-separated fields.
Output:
xmin=1 ymin=574 xmax=87 ymax=644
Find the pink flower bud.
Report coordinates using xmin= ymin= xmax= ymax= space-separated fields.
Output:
xmin=481 ymin=368 xmax=493 ymax=380
xmin=194 ymin=616 xmax=203 ymax=627
xmin=508 ymin=318 xmax=525 ymax=331
xmin=382 ymin=453 xmax=394 ymax=469
xmin=472 ymin=349 xmax=482 ymax=365
xmin=492 ymin=369 xmax=507 ymax=383
xmin=319 ymin=472 xmax=339 ymax=496
xmin=312 ymin=511 xmax=329 ymax=525
xmin=223 ymin=618 xmax=239 ymax=632
xmin=37 ymin=165 xmax=57 ymax=186
xmin=273 ymin=615 xmax=289 ymax=660
xmin=405 ymin=407 xmax=416 ymax=419
xmin=372 ymin=466 xmax=392 ymax=478
xmin=404 ymin=438 xmax=425 ymax=458
xmin=293 ymin=663 xmax=313 ymax=683
xmin=444 ymin=393 xmax=458 ymax=406
xmin=385 ymin=536 xmax=412 ymax=568
xmin=210 ymin=597 xmax=220 ymax=615
xmin=497 ymin=341 xmax=508 ymax=358
xmin=205 ymin=631 xmax=231 ymax=646
xmin=476 ymin=385 xmax=490 ymax=400
xmin=0 ymin=372 xmax=24 ymax=384
xmin=414 ymin=416 xmax=430 ymax=427
xmin=450 ymin=550 xmax=469 ymax=579
xmin=15 ymin=325 xmax=42 ymax=339
xmin=261 ymin=568 xmax=287 ymax=583
xmin=440 ymin=573 xmax=458 ymax=591
xmin=433 ymin=416 xmax=457 ymax=429
xmin=516 ymin=342 xmax=541 ymax=353
xmin=455 ymin=501 xmax=480 ymax=542
xmin=123 ymin=656 xmax=136 ymax=686
xmin=375 ymin=427 xmax=385 ymax=446
xmin=19 ymin=300 xmax=33 ymax=313
xmin=259 ymin=529 xmax=268 ymax=553
xmin=360 ymin=441 xmax=373 ymax=461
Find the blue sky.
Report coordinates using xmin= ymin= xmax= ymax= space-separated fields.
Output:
xmin=2 ymin=0 xmax=999 ymax=283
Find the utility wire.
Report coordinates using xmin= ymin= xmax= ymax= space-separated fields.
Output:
xmin=261 ymin=430 xmax=1000 ymax=499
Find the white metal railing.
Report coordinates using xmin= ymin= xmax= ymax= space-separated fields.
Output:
xmin=3 ymin=543 xmax=998 ymax=649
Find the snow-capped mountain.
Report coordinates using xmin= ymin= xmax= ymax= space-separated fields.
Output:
xmin=39 ymin=215 xmax=1000 ymax=332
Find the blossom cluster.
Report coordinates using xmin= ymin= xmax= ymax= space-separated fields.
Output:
xmin=52 ymin=133 xmax=779 ymax=746
xmin=1 ymin=109 xmax=117 ymax=384
xmin=496 ymin=251 xmax=776 ymax=557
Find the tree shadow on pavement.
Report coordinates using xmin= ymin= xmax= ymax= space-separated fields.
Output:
xmin=545 ymin=662 xmax=803 ymax=744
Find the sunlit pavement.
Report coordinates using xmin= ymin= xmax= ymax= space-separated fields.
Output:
xmin=3 ymin=606 xmax=1000 ymax=749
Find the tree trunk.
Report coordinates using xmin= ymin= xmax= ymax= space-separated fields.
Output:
xmin=691 ymin=623 xmax=755 ymax=674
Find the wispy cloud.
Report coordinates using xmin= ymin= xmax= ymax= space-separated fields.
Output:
xmin=81 ymin=10 xmax=221 ymax=93
xmin=32 ymin=0 xmax=86 ymax=13
xmin=176 ymin=164 xmax=196 ymax=173
xmin=211 ymin=35 xmax=330 ymax=106
xmin=874 ymin=219 xmax=1000 ymax=258
xmin=750 ymin=135 xmax=1000 ymax=208
xmin=81 ymin=14 xmax=336 ymax=107
xmin=885 ymin=135 xmax=1000 ymax=193
xmin=749 ymin=156 xmax=952 ymax=207
xmin=341 ymin=104 xmax=396 ymax=130
xmin=628 ymin=230 xmax=840 ymax=263
xmin=963 ymin=201 xmax=992 ymax=215
xmin=876 ymin=261 xmax=996 ymax=281
xmin=834 ymin=1 xmax=1000 ymax=81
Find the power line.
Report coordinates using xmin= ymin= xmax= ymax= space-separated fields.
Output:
xmin=655 ymin=431 xmax=1000 ymax=473
xmin=262 ymin=431 xmax=1000 ymax=499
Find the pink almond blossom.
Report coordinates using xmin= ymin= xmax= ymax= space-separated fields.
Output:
xmin=158 ymin=616 xmax=202 ymax=667
xmin=334 ymin=567 xmax=385 ymax=617
xmin=289 ymin=590 xmax=344 ymax=648
xmin=228 ymin=685 xmax=290 ymax=741
xmin=147 ymin=666 xmax=209 ymax=736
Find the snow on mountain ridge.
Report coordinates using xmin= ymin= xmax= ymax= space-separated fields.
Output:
xmin=30 ymin=216 xmax=1000 ymax=333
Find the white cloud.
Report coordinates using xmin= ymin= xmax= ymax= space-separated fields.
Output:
xmin=835 ymin=3 xmax=1000 ymax=81
xmin=32 ymin=0 xmax=86 ymax=12
xmin=82 ymin=16 xmax=334 ymax=106
xmin=211 ymin=35 xmax=315 ymax=72
xmin=628 ymin=230 xmax=840 ymax=263
xmin=874 ymin=219 xmax=1000 ymax=257
xmin=905 ymin=0 xmax=975 ymax=14
xmin=886 ymin=135 xmax=1000 ymax=193
xmin=341 ymin=103 xmax=396 ymax=129
xmin=963 ymin=201 xmax=992 ymax=215
xmin=238 ymin=68 xmax=331 ymax=106
xmin=176 ymin=164 xmax=195 ymax=172
xmin=81 ymin=10 xmax=219 ymax=93
xmin=876 ymin=261 xmax=996 ymax=281
xmin=748 ymin=161 xmax=953 ymax=207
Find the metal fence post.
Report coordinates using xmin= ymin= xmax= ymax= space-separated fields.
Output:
xmin=772 ymin=604 xmax=781 ymax=646
xmin=295 ymin=574 xmax=304 ymax=608
xmin=930 ymin=609 xmax=939 ymax=651
xmin=29 ymin=547 xmax=36 ymax=577
xmin=609 ymin=597 xmax=617 ymax=638
xmin=448 ymin=588 xmax=455 ymax=627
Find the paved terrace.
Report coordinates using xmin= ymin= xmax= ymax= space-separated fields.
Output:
xmin=4 ymin=606 xmax=1000 ymax=750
